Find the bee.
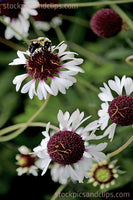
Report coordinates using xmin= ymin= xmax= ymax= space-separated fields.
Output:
xmin=29 ymin=37 xmax=52 ymax=56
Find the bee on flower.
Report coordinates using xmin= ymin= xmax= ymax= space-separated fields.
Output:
xmin=9 ymin=38 xmax=84 ymax=100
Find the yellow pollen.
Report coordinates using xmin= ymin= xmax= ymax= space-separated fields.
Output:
xmin=95 ymin=167 xmax=111 ymax=182
xmin=111 ymin=104 xmax=128 ymax=118
xmin=41 ymin=65 xmax=44 ymax=72
xmin=18 ymin=157 xmax=27 ymax=166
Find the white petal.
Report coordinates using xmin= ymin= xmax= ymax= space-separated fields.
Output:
xmin=18 ymin=14 xmax=30 ymax=33
xmin=13 ymin=74 xmax=28 ymax=91
xmin=57 ymin=110 xmax=69 ymax=129
xmin=29 ymin=80 xmax=36 ymax=99
xmin=124 ymin=77 xmax=133 ymax=95
xmin=41 ymin=158 xmax=51 ymax=175
xmin=21 ymin=79 xmax=36 ymax=99
xmin=108 ymin=75 xmax=126 ymax=95
xmin=51 ymin=77 xmax=73 ymax=95
xmin=58 ymin=44 xmax=68 ymax=56
xmin=51 ymin=16 xmax=62 ymax=27
xmin=34 ymin=21 xmax=51 ymax=31
xmin=18 ymin=146 xmax=30 ymax=154
xmin=98 ymin=83 xmax=114 ymax=102
xmin=9 ymin=50 xmax=27 ymax=65
xmin=37 ymin=81 xmax=47 ymax=100
xmin=83 ymin=120 xmax=99 ymax=133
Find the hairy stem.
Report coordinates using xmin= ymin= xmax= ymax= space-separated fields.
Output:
xmin=39 ymin=0 xmax=133 ymax=9
xmin=0 ymin=94 xmax=51 ymax=142
xmin=51 ymin=180 xmax=70 ymax=200
xmin=109 ymin=136 xmax=133 ymax=157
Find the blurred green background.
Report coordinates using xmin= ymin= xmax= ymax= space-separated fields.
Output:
xmin=0 ymin=0 xmax=133 ymax=199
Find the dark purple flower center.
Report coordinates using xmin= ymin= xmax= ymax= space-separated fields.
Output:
xmin=93 ymin=164 xmax=114 ymax=184
xmin=26 ymin=50 xmax=61 ymax=80
xmin=47 ymin=131 xmax=85 ymax=165
xmin=19 ymin=154 xmax=35 ymax=168
xmin=90 ymin=8 xmax=122 ymax=38
xmin=108 ymin=95 xmax=133 ymax=126
xmin=0 ymin=0 xmax=24 ymax=19
xmin=33 ymin=0 xmax=59 ymax=22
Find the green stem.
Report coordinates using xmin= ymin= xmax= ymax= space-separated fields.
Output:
xmin=111 ymin=4 xmax=133 ymax=31
xmin=0 ymin=94 xmax=51 ymax=142
xmin=77 ymin=77 xmax=99 ymax=94
xmin=108 ymin=136 xmax=133 ymax=158
xmin=125 ymin=55 xmax=133 ymax=66
xmin=60 ymin=15 xmax=90 ymax=28
xmin=54 ymin=25 xmax=67 ymax=43
xmin=39 ymin=0 xmax=133 ymax=9
xmin=0 ymin=37 xmax=26 ymax=51
xmin=0 ymin=121 xmax=59 ymax=137
xmin=0 ymin=16 xmax=29 ymax=44
xmin=51 ymin=180 xmax=70 ymax=200
xmin=0 ymin=123 xmax=25 ymax=136
xmin=29 ymin=17 xmax=46 ymax=37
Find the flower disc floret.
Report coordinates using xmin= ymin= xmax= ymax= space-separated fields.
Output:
xmin=33 ymin=109 xmax=107 ymax=183
xmin=97 ymin=76 xmax=133 ymax=141
xmin=108 ymin=95 xmax=133 ymax=126
xmin=90 ymin=8 xmax=122 ymax=38
xmin=88 ymin=160 xmax=119 ymax=189
xmin=47 ymin=131 xmax=85 ymax=165
xmin=26 ymin=50 xmax=61 ymax=80
xmin=18 ymin=154 xmax=35 ymax=168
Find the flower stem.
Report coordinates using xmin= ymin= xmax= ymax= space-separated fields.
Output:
xmin=125 ymin=55 xmax=133 ymax=66
xmin=77 ymin=77 xmax=99 ymax=94
xmin=0 ymin=16 xmax=29 ymax=44
xmin=54 ymin=25 xmax=67 ymax=43
xmin=29 ymin=17 xmax=46 ymax=37
xmin=51 ymin=180 xmax=70 ymax=200
xmin=108 ymin=136 xmax=133 ymax=158
xmin=0 ymin=37 xmax=26 ymax=51
xmin=27 ymin=94 xmax=51 ymax=125
xmin=110 ymin=4 xmax=133 ymax=31
xmin=0 ymin=123 xmax=25 ymax=136
xmin=39 ymin=0 xmax=133 ymax=9
xmin=0 ymin=121 xmax=59 ymax=137
xmin=0 ymin=94 xmax=51 ymax=142
xmin=60 ymin=15 xmax=90 ymax=28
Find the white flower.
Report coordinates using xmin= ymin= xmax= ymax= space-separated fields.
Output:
xmin=97 ymin=75 xmax=133 ymax=141
xmin=9 ymin=41 xmax=84 ymax=100
xmin=33 ymin=109 xmax=107 ymax=184
xmin=1 ymin=0 xmax=39 ymax=40
xmin=34 ymin=16 xmax=62 ymax=31
xmin=16 ymin=145 xmax=38 ymax=176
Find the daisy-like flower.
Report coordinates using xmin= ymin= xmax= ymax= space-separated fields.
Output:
xmin=0 ymin=0 xmax=39 ymax=40
xmin=88 ymin=160 xmax=119 ymax=189
xmin=33 ymin=0 xmax=62 ymax=32
xmin=33 ymin=109 xmax=107 ymax=184
xmin=9 ymin=40 xmax=84 ymax=100
xmin=16 ymin=145 xmax=38 ymax=176
xmin=98 ymin=75 xmax=133 ymax=141
xmin=90 ymin=8 xmax=122 ymax=38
